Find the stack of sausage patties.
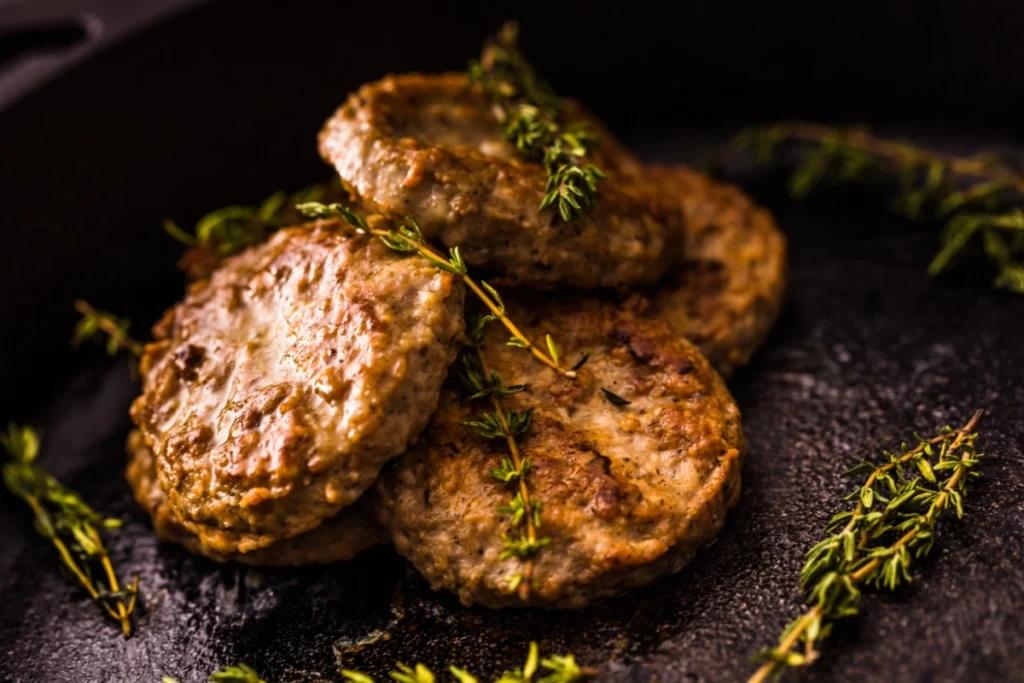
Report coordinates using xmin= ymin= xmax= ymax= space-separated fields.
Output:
xmin=126 ymin=71 xmax=786 ymax=608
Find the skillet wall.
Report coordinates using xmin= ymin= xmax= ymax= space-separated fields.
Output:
xmin=1 ymin=0 xmax=1023 ymax=420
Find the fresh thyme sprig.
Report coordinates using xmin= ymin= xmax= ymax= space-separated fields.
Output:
xmin=459 ymin=322 xmax=549 ymax=598
xmin=164 ymin=183 xmax=327 ymax=259
xmin=341 ymin=641 xmax=593 ymax=683
xmin=749 ymin=411 xmax=984 ymax=683
xmin=2 ymin=423 xmax=139 ymax=637
xmin=469 ymin=22 xmax=606 ymax=221
xmin=296 ymin=201 xmax=576 ymax=379
xmin=725 ymin=122 xmax=1024 ymax=293
xmin=73 ymin=299 xmax=143 ymax=357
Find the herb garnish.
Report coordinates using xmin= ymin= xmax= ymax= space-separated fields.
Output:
xmin=749 ymin=411 xmax=984 ymax=682
xmin=164 ymin=182 xmax=329 ymax=272
xmin=296 ymin=201 xmax=576 ymax=379
xmin=469 ymin=22 xmax=605 ymax=222
xmin=2 ymin=423 xmax=139 ymax=636
xmin=341 ymin=641 xmax=593 ymax=683
xmin=73 ymin=299 xmax=143 ymax=357
xmin=725 ymin=122 xmax=1024 ymax=293
xmin=460 ymin=319 xmax=549 ymax=597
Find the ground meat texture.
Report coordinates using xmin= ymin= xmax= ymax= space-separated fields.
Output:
xmin=125 ymin=431 xmax=385 ymax=565
xmin=640 ymin=166 xmax=787 ymax=376
xmin=130 ymin=218 xmax=464 ymax=555
xmin=374 ymin=299 xmax=744 ymax=609
xmin=318 ymin=72 xmax=685 ymax=289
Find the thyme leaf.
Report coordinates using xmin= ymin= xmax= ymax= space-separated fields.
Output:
xmin=208 ymin=664 xmax=267 ymax=683
xmin=600 ymin=388 xmax=632 ymax=407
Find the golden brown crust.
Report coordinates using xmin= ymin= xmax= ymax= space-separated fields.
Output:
xmin=130 ymin=219 xmax=464 ymax=554
xmin=374 ymin=298 xmax=744 ymax=608
xmin=126 ymin=431 xmax=385 ymax=565
xmin=318 ymin=72 xmax=684 ymax=289
xmin=642 ymin=166 xmax=788 ymax=375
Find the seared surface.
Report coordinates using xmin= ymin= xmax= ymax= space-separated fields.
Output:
xmin=643 ymin=166 xmax=787 ymax=375
xmin=318 ymin=73 xmax=684 ymax=289
xmin=130 ymin=219 xmax=464 ymax=554
xmin=375 ymin=298 xmax=744 ymax=608
xmin=125 ymin=430 xmax=386 ymax=565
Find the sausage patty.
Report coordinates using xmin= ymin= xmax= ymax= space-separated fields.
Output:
xmin=130 ymin=218 xmax=465 ymax=555
xmin=374 ymin=298 xmax=744 ymax=608
xmin=318 ymin=72 xmax=684 ymax=289
xmin=643 ymin=166 xmax=787 ymax=375
xmin=126 ymin=431 xmax=385 ymax=565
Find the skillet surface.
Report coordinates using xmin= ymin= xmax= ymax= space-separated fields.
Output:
xmin=1 ymin=2 xmax=1023 ymax=681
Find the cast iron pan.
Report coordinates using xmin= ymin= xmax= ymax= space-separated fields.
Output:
xmin=1 ymin=2 xmax=1023 ymax=681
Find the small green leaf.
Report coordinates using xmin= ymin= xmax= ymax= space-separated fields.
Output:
xmin=341 ymin=671 xmax=376 ymax=683
xmin=523 ymin=642 xmax=539 ymax=680
xmin=208 ymin=663 xmax=266 ymax=683
xmin=450 ymin=666 xmax=478 ymax=683
xmin=600 ymin=388 xmax=631 ymax=406
xmin=915 ymin=456 xmax=937 ymax=483
xmin=545 ymin=334 xmax=560 ymax=366
xmin=162 ymin=219 xmax=198 ymax=246
xmin=390 ymin=663 xmax=436 ymax=683
xmin=480 ymin=280 xmax=506 ymax=313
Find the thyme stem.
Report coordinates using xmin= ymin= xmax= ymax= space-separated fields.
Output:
xmin=764 ymin=123 xmax=1022 ymax=190
xmin=462 ymin=277 xmax=572 ymax=378
xmin=89 ymin=525 xmax=135 ymax=636
xmin=779 ymin=123 xmax=1024 ymax=191
xmin=474 ymin=346 xmax=537 ymax=600
xmin=296 ymin=201 xmax=576 ymax=379
xmin=73 ymin=299 xmax=143 ymax=357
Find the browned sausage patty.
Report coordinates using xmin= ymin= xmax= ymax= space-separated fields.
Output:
xmin=130 ymin=218 xmax=465 ymax=555
xmin=318 ymin=72 xmax=684 ymax=289
xmin=375 ymin=298 xmax=744 ymax=608
xmin=642 ymin=166 xmax=787 ymax=376
xmin=126 ymin=431 xmax=385 ymax=565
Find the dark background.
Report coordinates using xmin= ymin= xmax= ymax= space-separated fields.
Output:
xmin=1 ymin=1 xmax=1023 ymax=681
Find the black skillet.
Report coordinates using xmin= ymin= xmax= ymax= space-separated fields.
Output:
xmin=1 ymin=1 xmax=1023 ymax=681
